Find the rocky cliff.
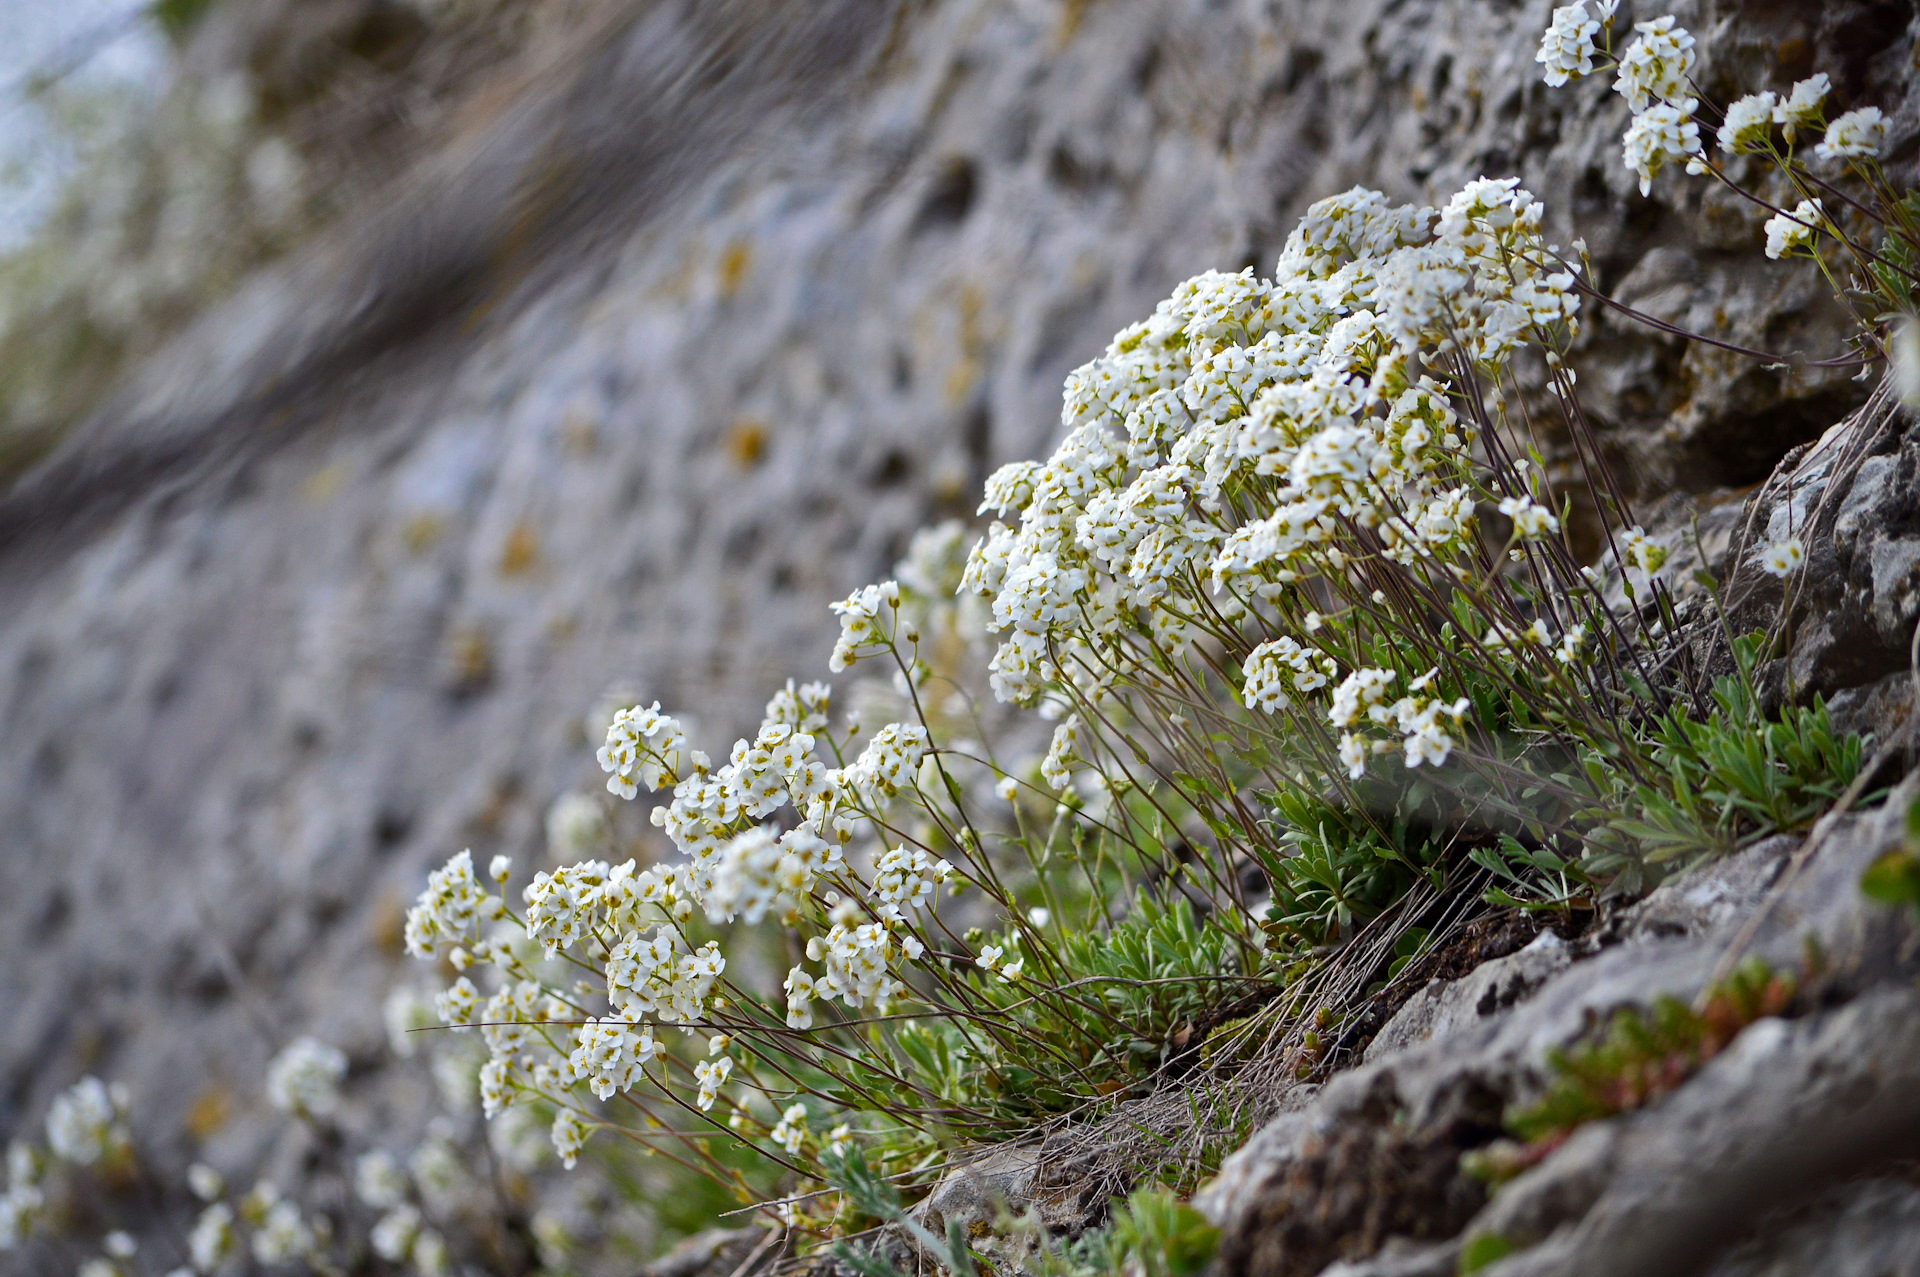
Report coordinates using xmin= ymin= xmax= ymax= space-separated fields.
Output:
xmin=1 ymin=0 xmax=1916 ymax=1273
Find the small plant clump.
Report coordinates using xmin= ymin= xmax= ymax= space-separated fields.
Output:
xmin=1465 ymin=957 xmax=1799 ymax=1185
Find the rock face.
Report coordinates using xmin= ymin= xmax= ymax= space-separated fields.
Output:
xmin=1198 ymin=779 xmax=1920 ymax=1277
xmin=0 ymin=0 xmax=1916 ymax=1269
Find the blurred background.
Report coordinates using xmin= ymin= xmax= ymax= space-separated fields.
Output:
xmin=0 ymin=0 xmax=1906 ymax=1272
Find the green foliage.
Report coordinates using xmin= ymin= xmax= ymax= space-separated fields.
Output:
xmin=1860 ymin=794 xmax=1920 ymax=910
xmin=862 ymin=896 xmax=1257 ymax=1143
xmin=151 ymin=0 xmax=219 ymax=42
xmin=1456 ymin=1233 xmax=1518 ymax=1274
xmin=1258 ymin=791 xmax=1443 ymax=944
xmin=1106 ymin=1189 xmax=1220 ymax=1277
xmin=1586 ymin=636 xmax=1864 ymax=879
xmin=1504 ymin=958 xmax=1794 ymax=1147
xmin=824 ymin=1149 xmax=978 ymax=1277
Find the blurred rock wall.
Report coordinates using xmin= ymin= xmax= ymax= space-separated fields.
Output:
xmin=0 ymin=0 xmax=1912 ymax=1259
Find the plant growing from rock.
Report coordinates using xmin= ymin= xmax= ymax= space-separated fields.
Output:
xmin=1464 ymin=957 xmax=1799 ymax=1185
xmin=380 ymin=3 xmax=1909 ymax=1260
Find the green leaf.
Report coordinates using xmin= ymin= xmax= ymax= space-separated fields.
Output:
xmin=1862 ymin=849 xmax=1920 ymax=910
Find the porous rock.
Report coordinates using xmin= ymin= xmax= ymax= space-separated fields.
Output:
xmin=0 ymin=0 xmax=1915 ymax=1267
xmin=1201 ymin=778 xmax=1920 ymax=1277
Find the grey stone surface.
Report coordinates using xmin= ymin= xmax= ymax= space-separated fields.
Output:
xmin=0 ymin=0 xmax=1916 ymax=1266
xmin=1365 ymin=932 xmax=1573 ymax=1062
xmin=1200 ymin=778 xmax=1920 ymax=1277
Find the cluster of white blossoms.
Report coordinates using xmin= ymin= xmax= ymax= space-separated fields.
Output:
xmin=1765 ymin=199 xmax=1825 ymax=261
xmin=829 ymin=581 xmax=903 ymax=671
xmin=398 ymin=629 xmax=986 ymax=1167
xmin=1815 ymin=107 xmax=1887 ymax=162
xmin=1542 ymin=5 xmax=1885 ymax=220
xmin=266 ymin=1037 xmax=347 ymax=1119
xmin=1 ymin=1142 xmax=43 ymax=1249
xmin=46 ymin=1076 xmax=130 ymax=1167
xmin=941 ymin=173 xmax=1594 ymax=803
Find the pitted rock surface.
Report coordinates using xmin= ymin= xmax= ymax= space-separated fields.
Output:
xmin=1 ymin=0 xmax=1917 ymax=1268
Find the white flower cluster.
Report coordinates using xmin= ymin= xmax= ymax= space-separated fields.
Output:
xmin=830 ymin=581 xmax=902 ymax=671
xmin=1543 ymin=9 xmax=1881 ymax=198
xmin=1765 ymin=199 xmax=1824 ymax=260
xmin=0 ymin=1143 xmax=43 ymax=1250
xmin=403 ymin=849 xmax=501 ymax=958
xmin=1536 ymin=3 xmax=1601 ymax=88
xmin=1816 ymin=107 xmax=1887 ymax=162
xmin=353 ymin=1151 xmax=450 ymax=1274
xmin=400 ymin=642 xmax=970 ymax=1164
xmin=598 ymin=701 xmax=690 ymax=799
xmin=1611 ymin=17 xmax=1704 ymax=194
xmin=266 ymin=1037 xmax=347 ymax=1119
xmin=46 ymin=1077 xmax=129 ymax=1167
xmin=960 ymin=180 xmax=1579 ymax=717
xmin=1717 ymin=92 xmax=1777 ymax=155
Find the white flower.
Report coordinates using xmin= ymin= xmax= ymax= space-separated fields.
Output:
xmin=827 ymin=1124 xmax=855 ymax=1156
xmin=544 ymin=792 xmax=608 ymax=859
xmin=1555 ymin=624 xmax=1588 ymax=665
xmin=1622 ymin=99 xmax=1703 ymax=196
xmin=1773 ymin=74 xmax=1830 ymax=143
xmin=46 ymin=1077 xmax=127 ymax=1166
xmin=105 ymin=1232 xmax=137 ymax=1258
xmin=841 ymin=722 xmax=929 ymax=806
xmin=765 ymin=679 xmax=832 ymax=733
xmin=1497 ymin=495 xmax=1559 ymax=539
xmin=413 ymin=1229 xmax=452 ymax=1277
xmin=770 ymin=1103 xmax=809 ymax=1155
xmin=597 ymin=701 xmax=689 ymax=797
xmin=250 ymin=1200 xmax=314 ymax=1265
xmin=1815 ymin=107 xmax=1887 ymax=161
xmin=1240 ymin=641 xmax=1301 ymax=712
xmin=693 ymin=1057 xmax=733 ymax=1110
xmin=354 ymin=1150 xmax=410 ymax=1211
xmin=434 ymin=975 xmax=479 ymax=1031
xmin=706 ymin=826 xmax=794 ymax=925
xmin=187 ymin=1163 xmax=224 ymax=1203
xmin=1613 ymin=17 xmax=1695 ymax=112
xmin=1764 ymin=199 xmax=1823 ymax=260
xmin=403 ymin=849 xmax=493 ymax=958
xmin=371 ymin=1206 xmax=422 ymax=1263
xmin=551 ymin=1109 xmax=591 ymax=1170
xmin=829 ymin=581 xmax=900 ymax=670
xmin=1618 ymin=525 xmax=1670 ymax=589
xmin=869 ymin=844 xmax=953 ymax=919
xmin=995 ymin=775 xmax=1020 ymax=802
xmin=1537 ymin=3 xmax=1600 ymax=87
xmin=381 ymin=985 xmax=436 ymax=1059
xmin=999 ymin=957 xmax=1025 ymax=982
xmin=1717 ymin=92 xmax=1777 ymax=155
xmin=1758 ymin=536 xmax=1805 ymax=577
xmin=1040 ymin=716 xmax=1082 ymax=789
xmin=267 ymin=1037 xmax=347 ymax=1119
xmin=189 ymin=1203 xmax=235 ymax=1272
xmin=1337 ymin=733 xmax=1368 ymax=780
xmin=568 ymin=1019 xmax=659 ymax=1101
xmin=1329 ymin=667 xmax=1396 ymax=729
xmin=522 ymin=859 xmax=612 ymax=956
xmin=0 ymin=1184 xmax=44 ymax=1249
